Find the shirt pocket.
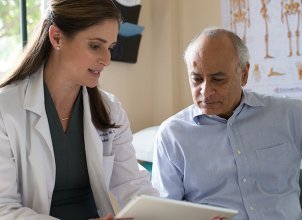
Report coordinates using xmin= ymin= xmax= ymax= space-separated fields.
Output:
xmin=103 ymin=155 xmax=114 ymax=189
xmin=256 ymin=142 xmax=289 ymax=163
xmin=255 ymin=142 xmax=300 ymax=193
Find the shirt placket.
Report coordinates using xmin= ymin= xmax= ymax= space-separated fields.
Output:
xmin=227 ymin=118 xmax=259 ymax=220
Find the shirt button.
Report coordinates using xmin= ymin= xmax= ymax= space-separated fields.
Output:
xmin=237 ymin=150 xmax=241 ymax=155
xmin=242 ymin=178 xmax=247 ymax=183
xmin=250 ymin=206 xmax=254 ymax=211
xmin=228 ymin=122 xmax=233 ymax=126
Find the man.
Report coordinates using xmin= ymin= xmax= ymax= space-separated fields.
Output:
xmin=151 ymin=27 xmax=302 ymax=220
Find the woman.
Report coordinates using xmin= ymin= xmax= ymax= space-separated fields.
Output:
xmin=0 ymin=0 xmax=158 ymax=219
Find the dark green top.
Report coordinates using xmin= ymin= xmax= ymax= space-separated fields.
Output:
xmin=44 ymin=84 xmax=99 ymax=220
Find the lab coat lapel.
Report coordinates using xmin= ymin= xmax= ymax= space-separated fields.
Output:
xmin=24 ymin=67 xmax=54 ymax=156
xmin=23 ymin=68 xmax=56 ymax=213
xmin=82 ymin=87 xmax=114 ymax=215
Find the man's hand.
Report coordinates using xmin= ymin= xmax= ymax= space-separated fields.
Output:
xmin=213 ymin=217 xmax=227 ymax=220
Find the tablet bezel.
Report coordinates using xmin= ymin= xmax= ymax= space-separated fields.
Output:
xmin=115 ymin=195 xmax=238 ymax=220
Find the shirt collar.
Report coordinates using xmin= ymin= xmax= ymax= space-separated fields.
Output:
xmin=241 ymin=89 xmax=265 ymax=107
xmin=193 ymin=90 xmax=265 ymax=124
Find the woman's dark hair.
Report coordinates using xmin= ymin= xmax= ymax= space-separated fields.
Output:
xmin=0 ymin=0 xmax=122 ymax=130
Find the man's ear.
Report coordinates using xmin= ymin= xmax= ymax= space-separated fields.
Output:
xmin=49 ymin=25 xmax=62 ymax=49
xmin=241 ymin=62 xmax=250 ymax=86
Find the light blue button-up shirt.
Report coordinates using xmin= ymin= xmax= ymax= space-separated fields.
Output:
xmin=152 ymin=90 xmax=302 ymax=220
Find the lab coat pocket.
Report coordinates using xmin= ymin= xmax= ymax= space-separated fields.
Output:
xmin=103 ymin=155 xmax=115 ymax=189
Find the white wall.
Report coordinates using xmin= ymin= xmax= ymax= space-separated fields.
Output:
xmin=101 ymin=0 xmax=221 ymax=132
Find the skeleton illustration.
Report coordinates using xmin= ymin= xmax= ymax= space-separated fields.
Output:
xmin=267 ymin=67 xmax=285 ymax=77
xmin=230 ymin=0 xmax=250 ymax=43
xmin=281 ymin=0 xmax=302 ymax=56
xmin=253 ymin=64 xmax=262 ymax=82
xmin=296 ymin=62 xmax=302 ymax=79
xmin=260 ymin=0 xmax=274 ymax=58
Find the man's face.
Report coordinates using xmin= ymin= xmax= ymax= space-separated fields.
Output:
xmin=186 ymin=34 xmax=249 ymax=119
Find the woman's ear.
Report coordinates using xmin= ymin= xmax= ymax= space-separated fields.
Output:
xmin=49 ymin=25 xmax=62 ymax=50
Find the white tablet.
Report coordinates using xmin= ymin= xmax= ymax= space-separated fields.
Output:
xmin=115 ymin=195 xmax=238 ymax=220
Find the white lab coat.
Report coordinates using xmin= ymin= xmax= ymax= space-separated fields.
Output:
xmin=0 ymin=66 xmax=158 ymax=220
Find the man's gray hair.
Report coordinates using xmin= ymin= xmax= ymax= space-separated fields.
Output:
xmin=183 ymin=27 xmax=250 ymax=70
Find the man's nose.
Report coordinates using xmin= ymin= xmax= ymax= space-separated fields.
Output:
xmin=200 ymin=81 xmax=215 ymax=98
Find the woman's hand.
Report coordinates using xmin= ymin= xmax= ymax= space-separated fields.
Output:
xmin=212 ymin=217 xmax=227 ymax=220
xmin=89 ymin=213 xmax=114 ymax=220
xmin=89 ymin=213 xmax=133 ymax=220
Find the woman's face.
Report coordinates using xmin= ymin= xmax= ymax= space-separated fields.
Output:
xmin=56 ymin=19 xmax=119 ymax=88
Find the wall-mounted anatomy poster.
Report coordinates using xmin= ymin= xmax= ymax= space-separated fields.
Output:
xmin=221 ymin=0 xmax=302 ymax=99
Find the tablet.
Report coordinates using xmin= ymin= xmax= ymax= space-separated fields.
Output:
xmin=115 ymin=195 xmax=238 ymax=220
